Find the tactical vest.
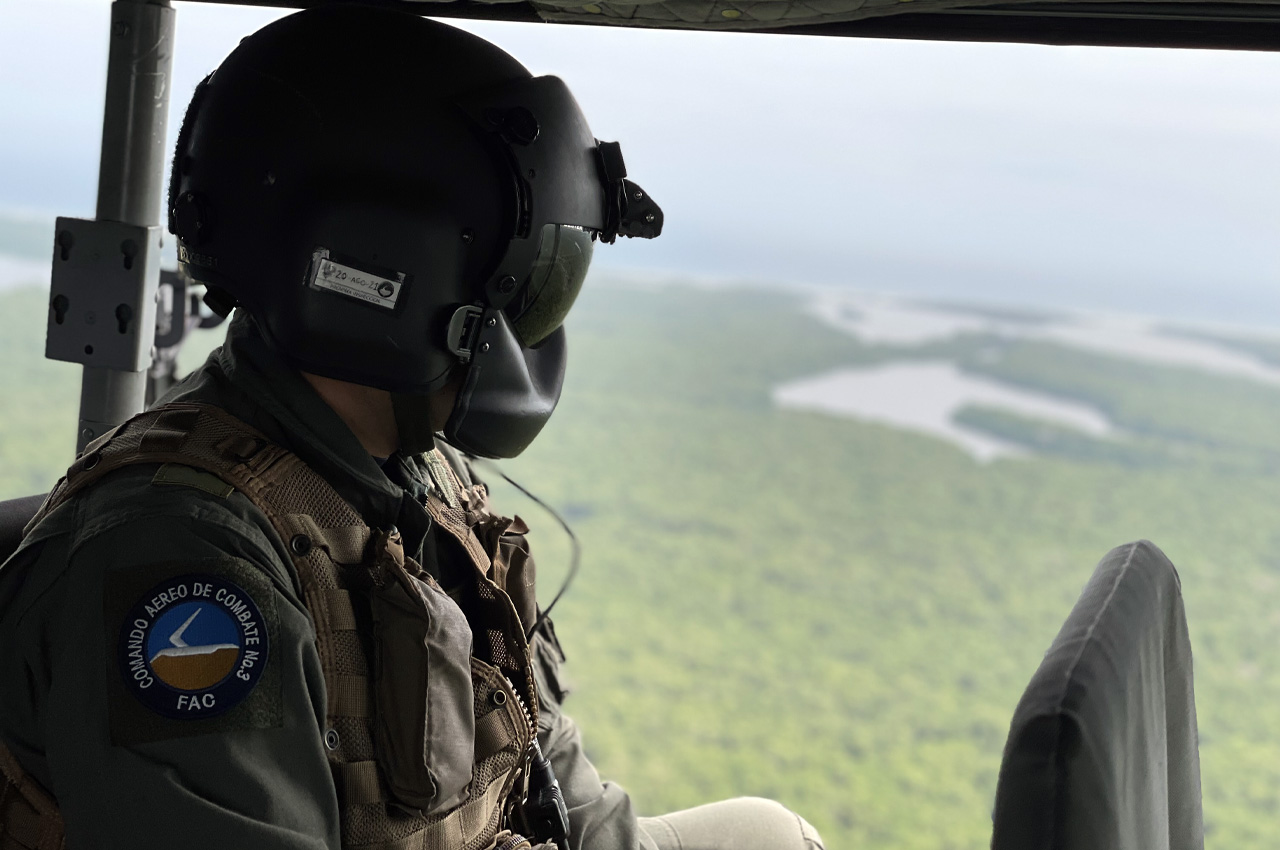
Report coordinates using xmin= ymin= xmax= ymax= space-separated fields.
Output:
xmin=0 ymin=402 xmax=542 ymax=850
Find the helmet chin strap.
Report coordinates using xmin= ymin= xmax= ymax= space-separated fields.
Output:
xmin=390 ymin=392 xmax=438 ymax=455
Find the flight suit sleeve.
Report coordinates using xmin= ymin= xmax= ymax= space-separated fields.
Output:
xmin=1 ymin=487 xmax=341 ymax=849
xmin=531 ymin=626 xmax=660 ymax=850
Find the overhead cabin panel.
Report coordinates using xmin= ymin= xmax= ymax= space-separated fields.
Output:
xmin=180 ymin=0 xmax=1280 ymax=50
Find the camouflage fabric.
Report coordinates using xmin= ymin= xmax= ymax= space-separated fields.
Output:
xmin=0 ymin=312 xmax=656 ymax=850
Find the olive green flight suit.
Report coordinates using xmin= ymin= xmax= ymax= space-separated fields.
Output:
xmin=0 ymin=313 xmax=822 ymax=850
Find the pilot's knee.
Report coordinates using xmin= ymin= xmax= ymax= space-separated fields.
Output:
xmin=794 ymin=810 xmax=824 ymax=850
xmin=640 ymin=796 xmax=824 ymax=850
xmin=735 ymin=797 xmax=825 ymax=850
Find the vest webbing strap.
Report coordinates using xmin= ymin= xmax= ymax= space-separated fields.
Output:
xmin=326 ymin=590 xmax=359 ymax=631
xmin=329 ymin=674 xmax=372 ymax=718
xmin=0 ymin=743 xmax=63 ymax=850
xmin=138 ymin=405 xmax=201 ymax=454
xmin=284 ymin=515 xmax=371 ymax=565
xmin=474 ymin=710 xmax=514 ymax=763
xmin=339 ymin=761 xmax=385 ymax=806
xmin=356 ymin=777 xmax=509 ymax=850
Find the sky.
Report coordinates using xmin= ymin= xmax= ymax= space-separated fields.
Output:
xmin=2 ymin=0 xmax=1280 ymax=325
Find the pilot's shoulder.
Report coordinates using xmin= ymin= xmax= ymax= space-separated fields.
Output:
xmin=17 ymin=462 xmax=293 ymax=603
xmin=0 ymin=466 xmax=306 ymax=752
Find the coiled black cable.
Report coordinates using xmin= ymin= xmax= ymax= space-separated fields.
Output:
xmin=472 ymin=459 xmax=581 ymax=636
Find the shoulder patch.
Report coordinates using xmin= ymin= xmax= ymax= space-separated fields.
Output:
xmin=152 ymin=463 xmax=235 ymax=498
xmin=105 ymin=559 xmax=282 ymax=744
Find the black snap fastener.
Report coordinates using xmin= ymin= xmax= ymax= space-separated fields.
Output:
xmin=83 ymin=453 xmax=101 ymax=470
xmin=324 ymin=729 xmax=340 ymax=751
xmin=172 ymin=190 xmax=210 ymax=245
xmin=502 ymin=107 xmax=540 ymax=145
xmin=491 ymin=690 xmax=508 ymax=706
xmin=498 ymin=275 xmax=517 ymax=294
xmin=290 ymin=534 xmax=312 ymax=556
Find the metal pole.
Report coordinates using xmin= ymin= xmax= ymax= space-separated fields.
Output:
xmin=77 ymin=0 xmax=175 ymax=452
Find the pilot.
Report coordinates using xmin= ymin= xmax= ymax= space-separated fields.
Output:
xmin=0 ymin=8 xmax=824 ymax=850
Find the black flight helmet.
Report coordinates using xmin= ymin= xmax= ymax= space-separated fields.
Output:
xmin=168 ymin=7 xmax=662 ymax=457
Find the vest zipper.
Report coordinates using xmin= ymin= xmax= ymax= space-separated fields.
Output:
xmin=494 ymin=831 xmax=533 ymax=850
xmin=500 ymin=677 xmax=537 ymax=841
xmin=506 ymin=676 xmax=536 ymax=742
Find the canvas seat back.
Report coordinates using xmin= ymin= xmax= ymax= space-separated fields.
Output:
xmin=992 ymin=540 xmax=1204 ymax=850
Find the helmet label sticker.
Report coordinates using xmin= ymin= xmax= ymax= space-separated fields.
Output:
xmin=309 ymin=249 xmax=406 ymax=311
xmin=118 ymin=574 xmax=270 ymax=720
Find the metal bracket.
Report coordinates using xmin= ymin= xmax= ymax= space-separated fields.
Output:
xmin=618 ymin=180 xmax=663 ymax=240
xmin=446 ymin=305 xmax=485 ymax=363
xmin=47 ymin=217 xmax=161 ymax=373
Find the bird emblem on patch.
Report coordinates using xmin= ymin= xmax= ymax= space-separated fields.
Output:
xmin=118 ymin=574 xmax=269 ymax=719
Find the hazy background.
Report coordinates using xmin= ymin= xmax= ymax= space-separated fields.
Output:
xmin=2 ymin=0 xmax=1280 ymax=323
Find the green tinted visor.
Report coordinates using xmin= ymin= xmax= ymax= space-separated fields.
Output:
xmin=505 ymin=223 xmax=594 ymax=347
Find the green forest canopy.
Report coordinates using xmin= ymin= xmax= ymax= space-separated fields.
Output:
xmin=3 ymin=279 xmax=1280 ymax=848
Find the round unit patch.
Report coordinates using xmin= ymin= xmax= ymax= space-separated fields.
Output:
xmin=119 ymin=574 xmax=269 ymax=719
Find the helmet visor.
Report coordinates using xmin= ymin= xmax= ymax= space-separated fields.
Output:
xmin=507 ymin=223 xmax=593 ymax=347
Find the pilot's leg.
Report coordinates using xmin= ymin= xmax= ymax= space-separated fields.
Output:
xmin=639 ymin=797 xmax=825 ymax=850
